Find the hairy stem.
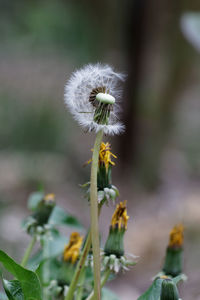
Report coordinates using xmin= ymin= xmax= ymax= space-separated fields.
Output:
xmin=21 ymin=235 xmax=36 ymax=267
xmin=65 ymin=130 xmax=103 ymax=300
xmin=65 ymin=206 xmax=103 ymax=300
xmin=86 ymin=268 xmax=111 ymax=300
xmin=76 ymin=269 xmax=85 ymax=300
xmin=65 ymin=232 xmax=92 ymax=300
xmin=90 ymin=129 xmax=103 ymax=300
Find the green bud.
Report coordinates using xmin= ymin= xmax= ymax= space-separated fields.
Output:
xmin=97 ymin=163 xmax=112 ymax=190
xmin=160 ymin=279 xmax=179 ymax=300
xmin=163 ymin=247 xmax=183 ymax=277
xmin=104 ymin=227 xmax=125 ymax=258
xmin=32 ymin=197 xmax=55 ymax=226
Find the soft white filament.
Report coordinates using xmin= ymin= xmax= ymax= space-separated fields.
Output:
xmin=64 ymin=63 xmax=125 ymax=135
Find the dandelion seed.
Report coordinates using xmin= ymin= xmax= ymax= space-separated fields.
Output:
xmin=64 ymin=63 xmax=125 ymax=135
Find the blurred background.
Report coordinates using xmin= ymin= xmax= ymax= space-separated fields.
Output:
xmin=0 ymin=0 xmax=200 ymax=299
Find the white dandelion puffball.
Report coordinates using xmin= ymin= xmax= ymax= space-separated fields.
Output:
xmin=64 ymin=63 xmax=125 ymax=135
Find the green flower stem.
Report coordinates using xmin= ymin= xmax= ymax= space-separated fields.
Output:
xmin=65 ymin=232 xmax=92 ymax=300
xmin=86 ymin=268 xmax=111 ymax=300
xmin=76 ymin=270 xmax=85 ymax=300
xmin=65 ymin=206 xmax=103 ymax=300
xmin=21 ymin=235 xmax=36 ymax=267
xmin=65 ymin=130 xmax=103 ymax=300
xmin=43 ymin=236 xmax=52 ymax=300
xmin=90 ymin=129 xmax=103 ymax=300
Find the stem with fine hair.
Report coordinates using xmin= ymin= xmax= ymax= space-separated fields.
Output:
xmin=76 ymin=269 xmax=85 ymax=300
xmin=21 ymin=235 xmax=36 ymax=267
xmin=65 ymin=232 xmax=92 ymax=300
xmin=66 ymin=130 xmax=103 ymax=300
xmin=65 ymin=206 xmax=103 ymax=300
xmin=90 ymin=129 xmax=103 ymax=300
xmin=86 ymin=268 xmax=111 ymax=300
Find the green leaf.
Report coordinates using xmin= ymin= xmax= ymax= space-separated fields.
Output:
xmin=0 ymin=250 xmax=42 ymax=300
xmin=42 ymin=230 xmax=68 ymax=257
xmin=3 ymin=279 xmax=24 ymax=300
xmin=102 ymin=288 xmax=120 ymax=300
xmin=48 ymin=206 xmax=83 ymax=228
xmin=28 ymin=230 xmax=68 ymax=271
xmin=137 ymin=278 xmax=164 ymax=300
xmin=28 ymin=192 xmax=44 ymax=211
xmin=27 ymin=250 xmax=43 ymax=271
xmin=36 ymin=258 xmax=62 ymax=285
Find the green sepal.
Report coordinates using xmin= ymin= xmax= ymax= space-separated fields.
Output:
xmin=137 ymin=275 xmax=184 ymax=300
xmin=97 ymin=164 xmax=112 ymax=190
xmin=137 ymin=277 xmax=164 ymax=300
xmin=163 ymin=247 xmax=183 ymax=277
xmin=104 ymin=227 xmax=125 ymax=258
xmin=160 ymin=279 xmax=179 ymax=300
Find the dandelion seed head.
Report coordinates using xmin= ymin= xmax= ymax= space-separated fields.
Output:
xmin=64 ymin=63 xmax=125 ymax=135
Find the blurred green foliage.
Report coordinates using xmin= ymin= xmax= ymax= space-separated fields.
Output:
xmin=0 ymin=96 xmax=65 ymax=152
xmin=0 ymin=0 xmax=103 ymax=61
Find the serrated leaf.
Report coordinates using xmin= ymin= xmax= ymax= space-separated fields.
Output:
xmin=3 ymin=279 xmax=24 ymax=300
xmin=102 ymin=288 xmax=120 ymax=300
xmin=48 ymin=206 xmax=83 ymax=228
xmin=0 ymin=250 xmax=42 ymax=300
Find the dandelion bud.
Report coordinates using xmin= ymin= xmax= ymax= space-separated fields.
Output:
xmin=160 ymin=278 xmax=179 ymax=300
xmin=86 ymin=142 xmax=118 ymax=204
xmin=104 ymin=201 xmax=129 ymax=258
xmin=33 ymin=193 xmax=56 ymax=226
xmin=163 ymin=225 xmax=184 ymax=277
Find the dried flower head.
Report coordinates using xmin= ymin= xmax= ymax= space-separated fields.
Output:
xmin=162 ymin=224 xmax=184 ymax=277
xmin=99 ymin=142 xmax=117 ymax=171
xmin=168 ymin=224 xmax=184 ymax=248
xmin=111 ymin=201 xmax=129 ymax=230
xmin=64 ymin=63 xmax=125 ymax=135
xmin=44 ymin=193 xmax=55 ymax=203
xmin=63 ymin=232 xmax=83 ymax=264
xmin=87 ymin=142 xmax=117 ymax=172
xmin=104 ymin=201 xmax=130 ymax=259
